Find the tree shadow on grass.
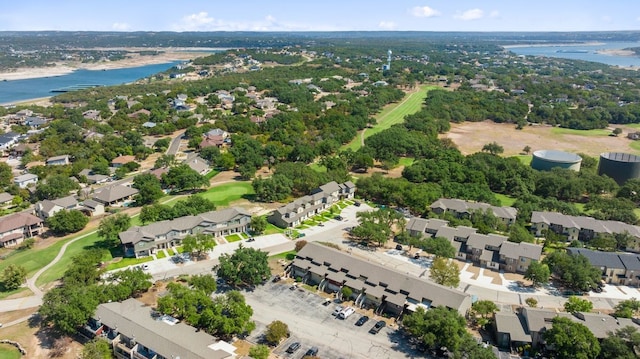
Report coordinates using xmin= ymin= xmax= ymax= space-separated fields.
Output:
xmin=85 ymin=239 xmax=123 ymax=261
xmin=242 ymin=193 xmax=257 ymax=202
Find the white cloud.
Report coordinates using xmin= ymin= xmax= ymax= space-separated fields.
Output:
xmin=172 ymin=12 xmax=318 ymax=31
xmin=489 ymin=10 xmax=500 ymax=18
xmin=454 ymin=9 xmax=484 ymax=21
xmin=112 ymin=22 xmax=131 ymax=31
xmin=410 ymin=6 xmax=441 ymax=18
xmin=378 ymin=21 xmax=396 ymax=30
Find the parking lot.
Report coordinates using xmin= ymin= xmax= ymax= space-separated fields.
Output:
xmin=241 ymin=280 xmax=425 ymax=359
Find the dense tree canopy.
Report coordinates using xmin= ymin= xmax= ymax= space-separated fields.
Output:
xmin=543 ymin=317 xmax=600 ymax=359
xmin=216 ymin=245 xmax=271 ymax=286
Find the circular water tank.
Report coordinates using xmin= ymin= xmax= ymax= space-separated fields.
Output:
xmin=531 ymin=150 xmax=582 ymax=171
xmin=598 ymin=152 xmax=640 ymax=185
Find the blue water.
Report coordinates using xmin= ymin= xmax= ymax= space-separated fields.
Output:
xmin=0 ymin=61 xmax=179 ymax=104
xmin=508 ymin=41 xmax=640 ymax=68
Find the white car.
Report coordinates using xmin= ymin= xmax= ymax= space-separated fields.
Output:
xmin=338 ymin=307 xmax=355 ymax=319
xmin=332 ymin=305 xmax=344 ymax=316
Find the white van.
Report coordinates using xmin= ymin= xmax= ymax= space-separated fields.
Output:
xmin=338 ymin=307 xmax=355 ymax=319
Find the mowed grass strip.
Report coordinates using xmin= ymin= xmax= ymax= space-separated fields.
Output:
xmin=198 ymin=181 xmax=254 ymax=207
xmin=549 ymin=127 xmax=611 ymax=137
xmin=341 ymin=85 xmax=439 ymax=151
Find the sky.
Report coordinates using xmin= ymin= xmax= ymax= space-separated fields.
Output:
xmin=2 ymin=1 xmax=640 ymax=32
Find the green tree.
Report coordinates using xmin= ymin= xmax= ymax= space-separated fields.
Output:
xmin=543 ymin=317 xmax=600 ymax=359
xmin=132 ymin=173 xmax=164 ymax=205
xmin=250 ymin=216 xmax=267 ymax=235
xmin=508 ymin=224 xmax=535 ymax=243
xmin=153 ymin=138 xmax=171 ymax=152
xmin=524 ymin=261 xmax=550 ymax=287
xmin=472 ymin=300 xmax=499 ymax=320
xmin=341 ymin=286 xmax=353 ymax=300
xmin=46 ymin=209 xmax=89 ymax=235
xmin=1 ymin=264 xmax=27 ymax=291
xmin=612 ymin=127 xmax=623 ymax=136
xmin=107 ymin=268 xmax=153 ymax=298
xmin=162 ymin=164 xmax=209 ymax=192
xmin=248 ymin=344 xmax=270 ymax=359
xmin=0 ymin=162 xmax=13 ymax=187
xmin=600 ymin=335 xmax=635 ymax=359
xmin=34 ymin=174 xmax=80 ymax=200
xmin=613 ymin=298 xmax=640 ymax=318
xmin=154 ymin=154 xmax=178 ymax=169
xmin=97 ymin=213 xmax=131 ymax=247
xmin=182 ymin=233 xmax=215 ymax=259
xmin=264 ymin=320 xmax=289 ymax=345
xmin=429 ymin=257 xmax=460 ymax=288
xmin=564 ymin=296 xmax=593 ymax=313
xmin=39 ymin=285 xmax=101 ymax=335
xmin=402 ymin=306 xmax=469 ymax=353
xmin=188 ymin=274 xmax=217 ymax=295
xmin=81 ymin=338 xmax=113 ymax=359
xmin=481 ymin=141 xmax=504 ymax=155
xmin=422 ymin=237 xmax=455 ymax=258
xmin=525 ymin=297 xmax=538 ymax=307
xmin=216 ymin=245 xmax=271 ymax=286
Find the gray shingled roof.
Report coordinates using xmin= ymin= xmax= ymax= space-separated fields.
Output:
xmin=430 ymin=198 xmax=517 ymax=220
xmin=293 ymin=242 xmax=471 ymax=314
xmin=532 ymin=211 xmax=640 ymax=237
xmin=495 ymin=312 xmax=531 ymax=343
xmin=119 ymin=207 xmax=250 ymax=245
xmin=93 ymin=185 xmax=139 ymax=203
xmin=499 ymin=242 xmax=543 ymax=261
xmin=566 ymin=248 xmax=626 ymax=269
xmin=95 ymin=299 xmax=233 ymax=359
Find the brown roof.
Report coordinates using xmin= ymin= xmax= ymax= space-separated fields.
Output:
xmin=111 ymin=155 xmax=136 ymax=165
xmin=0 ymin=212 xmax=42 ymax=233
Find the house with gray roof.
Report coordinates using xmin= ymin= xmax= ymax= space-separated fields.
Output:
xmin=531 ymin=211 xmax=640 ymax=252
xmin=92 ymin=185 xmax=139 ymax=207
xmin=567 ymin=247 xmax=640 ymax=286
xmin=13 ymin=173 xmax=38 ymax=188
xmin=0 ymin=212 xmax=43 ymax=248
xmin=0 ymin=192 xmax=14 ymax=207
xmin=185 ymin=155 xmax=210 ymax=175
xmin=499 ymin=242 xmax=543 ymax=273
xmin=78 ymin=169 xmax=110 ymax=184
xmin=83 ymin=298 xmax=236 ymax=359
xmin=430 ymin=198 xmax=517 ymax=227
xmin=46 ymin=154 xmax=70 ymax=166
xmin=119 ymin=207 xmax=251 ymax=257
xmin=289 ymin=242 xmax=471 ymax=317
xmin=406 ymin=217 xmax=448 ymax=237
xmin=35 ymin=195 xmax=79 ymax=219
xmin=268 ymin=181 xmax=356 ymax=228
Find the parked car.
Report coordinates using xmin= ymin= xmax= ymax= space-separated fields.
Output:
xmin=395 ymin=244 xmax=403 ymax=251
xmin=305 ymin=347 xmax=319 ymax=356
xmin=332 ymin=305 xmax=344 ymax=316
xmin=247 ymin=237 xmax=255 ymax=242
xmin=286 ymin=342 xmax=300 ymax=353
xmin=338 ymin=307 xmax=355 ymax=319
xmin=369 ymin=320 xmax=386 ymax=334
xmin=354 ymin=201 xmax=361 ymax=207
xmin=355 ymin=315 xmax=369 ymax=326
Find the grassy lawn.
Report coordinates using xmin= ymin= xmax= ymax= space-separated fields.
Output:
xmin=629 ymin=141 xmax=640 ymax=152
xmin=156 ymin=250 xmax=167 ymax=259
xmin=550 ymin=128 xmax=611 ymax=137
xmin=0 ymin=287 xmax=31 ymax=300
xmin=309 ymin=162 xmax=327 ymax=173
xmin=270 ymin=250 xmax=297 ymax=261
xmin=397 ymin=157 xmax=415 ymax=167
xmin=512 ymin=155 xmax=533 ymax=166
xmin=226 ymin=234 xmax=242 ymax=242
xmin=341 ymin=85 xmax=439 ymax=151
xmin=198 ymin=182 xmax=254 ymax=206
xmin=175 ymin=246 xmax=185 ymax=254
xmin=494 ymin=193 xmax=517 ymax=207
xmin=204 ymin=169 xmax=220 ymax=180
xmin=264 ymin=222 xmax=284 ymax=235
xmin=105 ymin=256 xmax=153 ymax=271
xmin=0 ymin=344 xmax=21 ymax=359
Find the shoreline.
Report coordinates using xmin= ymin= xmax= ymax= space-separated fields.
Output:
xmin=502 ymin=41 xmax=605 ymax=49
xmin=0 ymin=48 xmax=212 ymax=82
xmin=2 ymin=96 xmax=53 ymax=107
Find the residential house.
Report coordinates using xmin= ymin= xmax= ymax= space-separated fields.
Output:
xmin=498 ymin=242 xmax=543 ymax=273
xmin=567 ymin=248 xmax=640 ymax=286
xmin=0 ymin=212 xmax=44 ymax=247
xmin=127 ymin=109 xmax=151 ymax=119
xmin=24 ymin=116 xmax=48 ymax=128
xmin=82 ymin=298 xmax=236 ymax=359
xmin=200 ymin=129 xmax=229 ymax=149
xmin=531 ymin=211 xmax=640 ymax=251
xmin=0 ymin=193 xmax=14 ymax=207
xmin=430 ymin=198 xmax=517 ymax=226
xmin=268 ymin=181 xmax=356 ymax=228
xmin=13 ymin=173 xmax=38 ymax=188
xmin=288 ymin=242 xmax=472 ymax=317
xmin=35 ymin=195 xmax=79 ymax=219
xmin=82 ymin=110 xmax=102 ymax=121
xmin=405 ymin=217 xmax=448 ymax=238
xmin=119 ymin=207 xmax=251 ymax=257
xmin=45 ymin=154 xmax=70 ymax=166
xmin=465 ymin=233 xmax=508 ymax=270
xmin=111 ymin=155 xmax=136 ymax=168
xmin=78 ymin=169 xmax=110 ymax=185
xmin=185 ymin=155 xmax=210 ymax=175
xmin=142 ymin=121 xmax=156 ymax=128
xmin=79 ymin=199 xmax=105 ymax=217
xmin=0 ymin=132 xmax=20 ymax=152
xmin=149 ymin=167 xmax=168 ymax=181
xmin=92 ymin=185 xmax=139 ymax=207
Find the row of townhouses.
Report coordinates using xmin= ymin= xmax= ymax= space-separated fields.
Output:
xmin=495 ymin=307 xmax=640 ymax=351
xmin=567 ymin=248 xmax=640 ymax=286
xmin=288 ymin=242 xmax=472 ymax=317
xmin=119 ymin=207 xmax=252 ymax=258
xmin=531 ymin=211 xmax=640 ymax=252
xmin=406 ymin=217 xmax=543 ymax=274
xmin=429 ymin=198 xmax=518 ymax=227
xmin=82 ymin=298 xmax=237 ymax=359
xmin=268 ymin=181 xmax=356 ymax=228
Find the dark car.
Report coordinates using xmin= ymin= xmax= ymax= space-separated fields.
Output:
xmin=369 ymin=320 xmax=386 ymax=334
xmin=247 ymin=237 xmax=255 ymax=242
xmin=354 ymin=201 xmax=361 ymax=207
xmin=305 ymin=347 xmax=319 ymax=356
xmin=395 ymin=244 xmax=403 ymax=251
xmin=355 ymin=315 xmax=369 ymax=326
xmin=286 ymin=342 xmax=300 ymax=353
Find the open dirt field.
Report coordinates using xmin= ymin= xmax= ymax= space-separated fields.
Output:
xmin=442 ymin=120 xmax=640 ymax=157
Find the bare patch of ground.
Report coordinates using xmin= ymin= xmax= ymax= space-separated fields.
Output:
xmin=482 ymin=269 xmax=503 ymax=285
xmin=443 ymin=120 xmax=639 ymax=157
xmin=465 ymin=264 xmax=481 ymax=280
xmin=232 ymin=339 xmax=252 ymax=356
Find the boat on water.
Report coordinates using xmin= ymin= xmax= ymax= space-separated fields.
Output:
xmin=50 ymin=84 xmax=103 ymax=93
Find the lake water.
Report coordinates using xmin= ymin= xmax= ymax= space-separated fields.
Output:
xmin=0 ymin=61 xmax=179 ymax=104
xmin=507 ymin=41 xmax=640 ymax=68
